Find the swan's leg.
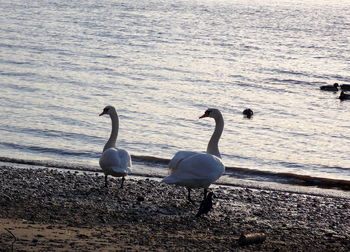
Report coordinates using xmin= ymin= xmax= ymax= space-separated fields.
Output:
xmin=187 ymin=188 xmax=194 ymax=203
xmin=104 ymin=175 xmax=108 ymax=188
xmin=120 ymin=177 xmax=125 ymax=189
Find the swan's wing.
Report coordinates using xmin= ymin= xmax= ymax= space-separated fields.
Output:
xmin=163 ymin=153 xmax=225 ymax=188
xmin=117 ymin=148 xmax=132 ymax=170
xmin=168 ymin=151 xmax=198 ymax=173
xmin=99 ymin=148 xmax=132 ymax=175
xmin=181 ymin=154 xmax=224 ymax=180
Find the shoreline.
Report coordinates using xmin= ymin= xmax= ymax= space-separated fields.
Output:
xmin=1 ymin=164 xmax=350 ymax=251
xmin=1 ymin=156 xmax=350 ymax=193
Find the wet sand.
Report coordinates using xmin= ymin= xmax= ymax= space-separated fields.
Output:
xmin=0 ymin=165 xmax=350 ymax=251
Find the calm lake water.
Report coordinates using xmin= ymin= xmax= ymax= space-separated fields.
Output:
xmin=1 ymin=0 xmax=350 ymax=188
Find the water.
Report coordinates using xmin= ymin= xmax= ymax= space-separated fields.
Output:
xmin=1 ymin=0 xmax=350 ymax=189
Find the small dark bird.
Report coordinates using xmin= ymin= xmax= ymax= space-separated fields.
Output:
xmin=243 ymin=108 xmax=254 ymax=119
xmin=320 ymin=83 xmax=339 ymax=91
xmin=195 ymin=192 xmax=214 ymax=217
xmin=339 ymin=91 xmax=350 ymax=100
xmin=340 ymin=84 xmax=350 ymax=91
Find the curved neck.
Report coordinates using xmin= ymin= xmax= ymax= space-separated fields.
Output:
xmin=206 ymin=114 xmax=224 ymax=158
xmin=103 ymin=110 xmax=119 ymax=152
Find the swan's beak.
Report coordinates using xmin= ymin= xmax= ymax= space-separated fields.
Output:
xmin=199 ymin=109 xmax=211 ymax=119
xmin=99 ymin=111 xmax=106 ymax=116
xmin=199 ymin=113 xmax=208 ymax=119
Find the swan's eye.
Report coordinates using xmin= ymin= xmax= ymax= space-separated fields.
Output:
xmin=104 ymin=108 xmax=109 ymax=112
xmin=206 ymin=110 xmax=212 ymax=115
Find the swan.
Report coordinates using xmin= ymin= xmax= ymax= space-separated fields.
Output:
xmin=162 ymin=108 xmax=225 ymax=202
xmin=99 ymin=105 xmax=132 ymax=188
xmin=320 ymin=83 xmax=339 ymax=91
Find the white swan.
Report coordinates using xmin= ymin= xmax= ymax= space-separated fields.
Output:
xmin=99 ymin=105 xmax=132 ymax=188
xmin=162 ymin=108 xmax=225 ymax=201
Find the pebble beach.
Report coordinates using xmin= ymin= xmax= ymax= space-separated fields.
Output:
xmin=1 ymin=165 xmax=349 ymax=251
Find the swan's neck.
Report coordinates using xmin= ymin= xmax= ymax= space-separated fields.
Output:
xmin=206 ymin=114 xmax=224 ymax=158
xmin=103 ymin=111 xmax=119 ymax=152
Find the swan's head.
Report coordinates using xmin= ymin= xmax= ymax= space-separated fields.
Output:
xmin=199 ymin=108 xmax=221 ymax=119
xmin=99 ymin=105 xmax=115 ymax=116
xmin=334 ymin=83 xmax=339 ymax=88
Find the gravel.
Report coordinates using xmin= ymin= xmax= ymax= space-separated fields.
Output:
xmin=0 ymin=165 xmax=349 ymax=251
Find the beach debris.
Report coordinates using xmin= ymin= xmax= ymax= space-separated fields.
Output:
xmin=76 ymin=233 xmax=90 ymax=239
xmin=137 ymin=196 xmax=145 ymax=202
xmin=5 ymin=228 xmax=17 ymax=252
xmin=243 ymin=108 xmax=254 ymax=119
xmin=238 ymin=233 xmax=266 ymax=245
xmin=2 ymin=194 xmax=12 ymax=201
xmin=195 ymin=192 xmax=214 ymax=217
xmin=320 ymin=83 xmax=339 ymax=91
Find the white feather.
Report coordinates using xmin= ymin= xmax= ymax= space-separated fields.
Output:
xmin=99 ymin=148 xmax=132 ymax=177
xmin=163 ymin=152 xmax=224 ymax=188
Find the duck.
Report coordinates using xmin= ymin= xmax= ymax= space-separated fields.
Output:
xmin=162 ymin=108 xmax=225 ymax=202
xmin=99 ymin=105 xmax=132 ymax=188
xmin=320 ymin=83 xmax=339 ymax=92
xmin=339 ymin=91 xmax=350 ymax=100
xmin=320 ymin=83 xmax=339 ymax=91
xmin=340 ymin=84 xmax=350 ymax=91
xmin=243 ymin=108 xmax=254 ymax=119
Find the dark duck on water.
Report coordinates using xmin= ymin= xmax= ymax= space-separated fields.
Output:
xmin=320 ymin=83 xmax=339 ymax=91
xmin=243 ymin=108 xmax=254 ymax=119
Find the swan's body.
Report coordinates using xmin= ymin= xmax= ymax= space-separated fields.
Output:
xmin=164 ymin=152 xmax=224 ymax=188
xmin=320 ymin=83 xmax=339 ymax=91
xmin=162 ymin=108 xmax=225 ymax=201
xmin=99 ymin=105 xmax=132 ymax=188
xmin=99 ymin=148 xmax=131 ymax=177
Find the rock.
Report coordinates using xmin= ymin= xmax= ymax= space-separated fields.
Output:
xmin=238 ymin=233 xmax=266 ymax=246
xmin=137 ymin=196 xmax=145 ymax=202
xmin=76 ymin=234 xmax=89 ymax=239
